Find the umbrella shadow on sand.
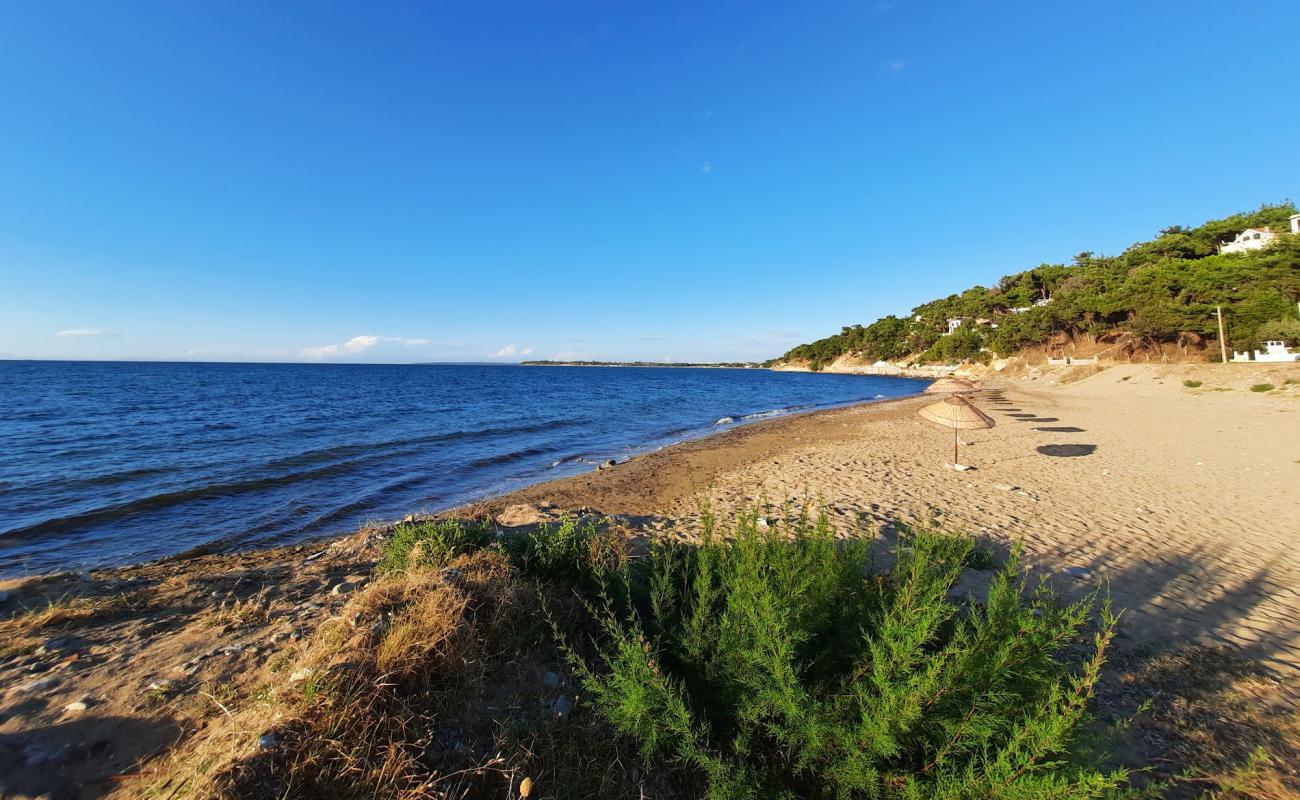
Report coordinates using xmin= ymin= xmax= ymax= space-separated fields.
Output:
xmin=1036 ymin=443 xmax=1097 ymax=457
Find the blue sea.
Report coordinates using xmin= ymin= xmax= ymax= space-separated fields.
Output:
xmin=0 ymin=361 xmax=927 ymax=576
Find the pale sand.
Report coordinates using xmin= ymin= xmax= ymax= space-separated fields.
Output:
xmin=473 ymin=363 xmax=1300 ymax=678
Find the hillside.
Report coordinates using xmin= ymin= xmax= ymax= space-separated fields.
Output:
xmin=775 ymin=203 xmax=1300 ymax=370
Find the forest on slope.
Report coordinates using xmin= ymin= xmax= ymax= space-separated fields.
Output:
xmin=777 ymin=203 xmax=1300 ymax=369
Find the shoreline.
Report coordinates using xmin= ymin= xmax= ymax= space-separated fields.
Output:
xmin=3 ymin=362 xmax=1299 ymax=798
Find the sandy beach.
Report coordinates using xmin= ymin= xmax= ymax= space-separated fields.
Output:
xmin=472 ymin=362 xmax=1300 ymax=677
xmin=3 ymin=361 xmax=1299 ymax=797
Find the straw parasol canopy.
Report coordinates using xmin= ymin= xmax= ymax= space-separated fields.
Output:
xmin=919 ymin=395 xmax=995 ymax=466
xmin=925 ymin=377 xmax=977 ymax=395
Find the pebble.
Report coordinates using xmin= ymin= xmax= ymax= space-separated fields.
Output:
xmin=288 ymin=667 xmax=314 ymax=684
xmin=64 ymin=699 xmax=89 ymax=714
xmin=550 ymin=695 xmax=573 ymax=720
xmin=542 ymin=671 xmax=561 ymax=689
xmin=258 ymin=734 xmax=278 ymax=750
xmin=993 ymin=483 xmax=1018 ymax=492
xmin=146 ymin=679 xmax=177 ymax=694
xmin=1063 ymin=566 xmax=1092 ymax=580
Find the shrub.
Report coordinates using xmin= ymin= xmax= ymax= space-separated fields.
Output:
xmin=501 ymin=516 xmax=615 ymax=582
xmin=1183 ymin=380 xmax=1202 ymax=388
xmin=1250 ymin=383 xmax=1275 ymax=393
xmin=379 ymin=519 xmax=494 ymax=573
xmin=1255 ymin=318 xmax=1300 ymax=347
xmin=557 ymin=512 xmax=1131 ymax=799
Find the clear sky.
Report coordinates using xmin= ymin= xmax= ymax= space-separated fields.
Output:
xmin=2 ymin=2 xmax=1297 ymax=363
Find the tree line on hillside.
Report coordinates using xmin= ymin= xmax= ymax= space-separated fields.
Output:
xmin=777 ymin=203 xmax=1300 ymax=369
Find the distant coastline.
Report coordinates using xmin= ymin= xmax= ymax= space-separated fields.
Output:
xmin=520 ymin=359 xmax=765 ymax=369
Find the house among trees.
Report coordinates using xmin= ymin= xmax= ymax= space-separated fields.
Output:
xmin=1292 ymin=213 xmax=1300 ymax=234
xmin=1219 ymin=227 xmax=1279 ymax=254
xmin=1231 ymin=340 xmax=1300 ymax=363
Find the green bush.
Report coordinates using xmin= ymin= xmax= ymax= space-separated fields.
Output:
xmin=1183 ymin=380 xmax=1202 ymax=388
xmin=1256 ymin=318 xmax=1300 ymax=347
xmin=557 ymin=512 xmax=1131 ymax=799
xmin=1250 ymin=383 xmax=1275 ymax=393
xmin=502 ymin=516 xmax=607 ymax=582
xmin=379 ymin=519 xmax=494 ymax=573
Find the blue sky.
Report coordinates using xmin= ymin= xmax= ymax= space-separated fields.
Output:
xmin=2 ymin=1 xmax=1297 ymax=363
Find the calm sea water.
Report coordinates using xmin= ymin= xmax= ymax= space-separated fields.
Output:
xmin=0 ymin=361 xmax=927 ymax=576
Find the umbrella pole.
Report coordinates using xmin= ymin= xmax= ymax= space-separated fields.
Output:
xmin=953 ymin=427 xmax=959 ymax=465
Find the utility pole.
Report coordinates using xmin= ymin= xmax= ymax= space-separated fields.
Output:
xmin=1216 ymin=305 xmax=1228 ymax=363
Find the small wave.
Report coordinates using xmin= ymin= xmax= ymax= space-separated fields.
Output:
xmin=262 ymin=418 xmax=579 ymax=471
xmin=470 ymin=446 xmax=555 ymax=469
xmin=714 ymin=417 xmax=735 ymax=425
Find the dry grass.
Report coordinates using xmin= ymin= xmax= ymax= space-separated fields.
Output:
xmin=0 ymin=588 xmax=152 ymax=641
xmin=120 ymin=549 xmax=663 ymax=800
xmin=206 ymin=590 xmax=274 ymax=629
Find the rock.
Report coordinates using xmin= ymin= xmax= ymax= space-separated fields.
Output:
xmin=331 ymin=580 xmax=362 ymax=596
xmin=1063 ymin=566 xmax=1092 ymax=580
xmin=146 ymin=679 xmax=177 ymax=694
xmin=257 ymin=734 xmax=278 ymax=750
xmin=597 ymin=459 xmax=616 ymax=470
xmin=288 ymin=667 xmax=314 ymax=684
xmin=993 ymin=483 xmax=1018 ymax=492
xmin=0 ymin=589 xmax=9 ymax=603
xmin=714 ymin=417 xmax=735 ymax=425
xmin=64 ymin=700 xmax=89 ymax=713
xmin=9 ymin=677 xmax=59 ymax=697
xmin=520 ymin=776 xmax=535 ymax=797
xmin=755 ymin=516 xmax=769 ymax=529
xmin=550 ymin=694 xmax=573 ymax=720
xmin=542 ymin=671 xmax=561 ymax=689
xmin=496 ymin=503 xmax=551 ymax=527
xmin=36 ymin=637 xmax=74 ymax=655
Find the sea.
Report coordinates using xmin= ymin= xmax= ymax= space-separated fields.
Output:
xmin=0 ymin=361 xmax=928 ymax=576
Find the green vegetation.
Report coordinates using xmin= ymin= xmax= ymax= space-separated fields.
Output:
xmin=147 ymin=508 xmax=1300 ymax=798
xmin=1183 ymin=380 xmax=1202 ymax=388
xmin=1250 ymin=383 xmax=1275 ymax=393
xmin=552 ymin=511 xmax=1134 ymax=799
xmin=779 ymin=203 xmax=1300 ymax=368
xmin=378 ymin=518 xmax=495 ymax=573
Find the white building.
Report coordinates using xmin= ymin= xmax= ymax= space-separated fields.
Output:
xmin=1231 ymin=340 xmax=1300 ymax=363
xmin=1291 ymin=213 xmax=1300 ymax=235
xmin=945 ymin=318 xmax=963 ymax=334
xmin=1219 ymin=227 xmax=1279 ymax=254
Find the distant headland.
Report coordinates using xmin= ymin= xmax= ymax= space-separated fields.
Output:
xmin=520 ymin=360 xmax=764 ymax=368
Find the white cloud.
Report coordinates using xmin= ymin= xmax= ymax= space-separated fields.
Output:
xmin=300 ymin=335 xmax=429 ymax=360
xmin=489 ymin=343 xmax=535 ymax=359
xmin=56 ymin=329 xmax=105 ymax=337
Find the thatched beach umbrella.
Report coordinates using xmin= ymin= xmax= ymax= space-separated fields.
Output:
xmin=925 ymin=377 xmax=977 ymax=395
xmin=919 ymin=395 xmax=995 ymax=467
